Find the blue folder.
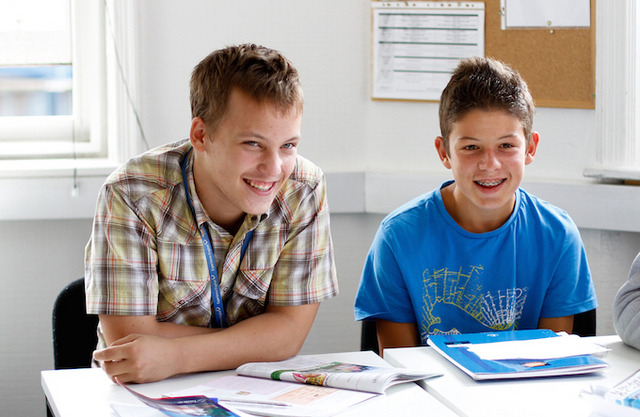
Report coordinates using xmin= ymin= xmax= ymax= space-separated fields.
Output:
xmin=427 ymin=329 xmax=609 ymax=380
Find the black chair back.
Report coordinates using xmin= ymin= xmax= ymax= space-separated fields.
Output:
xmin=52 ymin=278 xmax=99 ymax=369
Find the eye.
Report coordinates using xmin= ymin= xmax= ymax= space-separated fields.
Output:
xmin=463 ymin=144 xmax=478 ymax=151
xmin=500 ymin=143 xmax=515 ymax=149
xmin=244 ymin=140 xmax=260 ymax=148
xmin=282 ymin=142 xmax=298 ymax=150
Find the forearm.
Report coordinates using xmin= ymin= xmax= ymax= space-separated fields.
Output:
xmin=99 ymin=314 xmax=218 ymax=344
xmin=175 ymin=305 xmax=315 ymax=374
xmin=614 ymin=303 xmax=640 ymax=350
xmin=537 ymin=315 xmax=573 ymax=333
xmin=375 ymin=319 xmax=421 ymax=356
xmin=95 ymin=303 xmax=319 ymax=382
xmin=614 ymin=254 xmax=640 ymax=349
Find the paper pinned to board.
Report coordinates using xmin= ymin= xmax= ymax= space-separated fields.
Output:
xmin=501 ymin=0 xmax=591 ymax=29
xmin=466 ymin=333 xmax=610 ymax=361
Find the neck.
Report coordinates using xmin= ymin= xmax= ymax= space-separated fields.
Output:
xmin=441 ymin=185 xmax=514 ymax=233
xmin=221 ymin=215 xmax=245 ymax=236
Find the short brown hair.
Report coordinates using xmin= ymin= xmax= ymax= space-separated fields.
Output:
xmin=438 ymin=57 xmax=535 ymax=153
xmin=190 ymin=44 xmax=303 ymax=131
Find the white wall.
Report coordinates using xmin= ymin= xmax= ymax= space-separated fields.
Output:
xmin=134 ymin=0 xmax=371 ymax=172
xmin=133 ymin=1 xmax=597 ymax=182
xmin=2 ymin=1 xmax=640 ymax=415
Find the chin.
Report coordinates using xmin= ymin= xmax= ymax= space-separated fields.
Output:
xmin=244 ymin=201 xmax=274 ymax=216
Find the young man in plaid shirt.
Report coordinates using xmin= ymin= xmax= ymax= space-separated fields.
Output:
xmin=87 ymin=44 xmax=338 ymax=383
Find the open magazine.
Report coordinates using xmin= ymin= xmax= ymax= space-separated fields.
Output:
xmin=235 ymin=357 xmax=440 ymax=394
xmin=168 ymin=374 xmax=377 ymax=417
xmin=116 ymin=379 xmax=252 ymax=417
xmin=165 ymin=358 xmax=440 ymax=417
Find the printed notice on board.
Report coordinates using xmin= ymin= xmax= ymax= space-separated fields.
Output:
xmin=372 ymin=2 xmax=485 ymax=101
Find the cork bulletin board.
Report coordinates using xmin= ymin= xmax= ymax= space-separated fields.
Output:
xmin=485 ymin=0 xmax=595 ymax=109
xmin=371 ymin=0 xmax=596 ymax=109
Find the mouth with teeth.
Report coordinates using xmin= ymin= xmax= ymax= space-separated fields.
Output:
xmin=475 ymin=179 xmax=506 ymax=188
xmin=245 ymin=179 xmax=276 ymax=192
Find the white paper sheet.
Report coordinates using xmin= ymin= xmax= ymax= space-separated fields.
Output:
xmin=502 ymin=0 xmax=590 ymax=29
xmin=466 ymin=334 xmax=610 ymax=361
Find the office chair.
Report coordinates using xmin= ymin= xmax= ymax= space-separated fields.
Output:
xmin=360 ymin=320 xmax=379 ymax=355
xmin=360 ymin=309 xmax=597 ymax=355
xmin=573 ymin=308 xmax=597 ymax=337
xmin=52 ymin=277 xmax=99 ymax=369
xmin=48 ymin=277 xmax=99 ymax=416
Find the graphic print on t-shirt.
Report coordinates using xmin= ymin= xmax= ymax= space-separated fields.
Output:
xmin=420 ymin=264 xmax=528 ymax=338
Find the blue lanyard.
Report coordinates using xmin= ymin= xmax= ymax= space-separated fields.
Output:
xmin=181 ymin=148 xmax=253 ymax=328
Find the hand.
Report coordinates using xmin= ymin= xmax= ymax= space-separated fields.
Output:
xmin=92 ymin=334 xmax=179 ymax=383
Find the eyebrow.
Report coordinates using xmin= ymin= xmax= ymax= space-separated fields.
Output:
xmin=456 ymin=133 xmax=520 ymax=141
xmin=238 ymin=131 xmax=301 ymax=143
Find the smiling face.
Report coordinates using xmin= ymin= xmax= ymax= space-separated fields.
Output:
xmin=190 ymin=88 xmax=301 ymax=232
xmin=435 ymin=108 xmax=539 ymax=233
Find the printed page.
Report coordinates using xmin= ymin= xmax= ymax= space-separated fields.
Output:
xmin=371 ymin=1 xmax=485 ymax=101
xmin=168 ymin=375 xmax=378 ymax=417
xmin=117 ymin=380 xmax=251 ymax=417
xmin=237 ymin=357 xmax=438 ymax=393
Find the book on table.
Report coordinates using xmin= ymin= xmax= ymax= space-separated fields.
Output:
xmin=234 ymin=356 xmax=440 ymax=394
xmin=164 ymin=356 xmax=441 ymax=417
xmin=581 ymin=368 xmax=640 ymax=416
xmin=114 ymin=356 xmax=441 ymax=417
xmin=427 ymin=329 xmax=610 ymax=381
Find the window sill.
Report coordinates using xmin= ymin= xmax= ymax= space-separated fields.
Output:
xmin=363 ymin=172 xmax=640 ymax=233
xmin=0 ymin=158 xmax=118 ymax=179
xmin=0 ymin=159 xmax=118 ymax=220
xmin=583 ymin=167 xmax=640 ymax=183
xmin=4 ymin=169 xmax=640 ymax=233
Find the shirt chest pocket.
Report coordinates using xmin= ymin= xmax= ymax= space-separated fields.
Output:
xmin=231 ymin=267 xmax=273 ymax=304
xmin=156 ymin=239 xmax=210 ymax=325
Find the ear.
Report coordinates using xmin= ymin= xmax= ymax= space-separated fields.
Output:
xmin=524 ymin=131 xmax=539 ymax=165
xmin=435 ymin=136 xmax=451 ymax=169
xmin=189 ymin=117 xmax=208 ymax=152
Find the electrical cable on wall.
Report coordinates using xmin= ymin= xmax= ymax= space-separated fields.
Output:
xmin=103 ymin=0 xmax=150 ymax=151
xmin=70 ymin=0 xmax=149 ymax=197
xmin=69 ymin=1 xmax=79 ymax=197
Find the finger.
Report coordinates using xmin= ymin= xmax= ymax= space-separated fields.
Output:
xmin=93 ymin=344 xmax=129 ymax=363
xmin=109 ymin=333 xmax=141 ymax=347
xmin=101 ymin=357 xmax=137 ymax=383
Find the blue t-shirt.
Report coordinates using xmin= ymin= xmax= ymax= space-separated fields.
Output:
xmin=354 ymin=182 xmax=597 ymax=345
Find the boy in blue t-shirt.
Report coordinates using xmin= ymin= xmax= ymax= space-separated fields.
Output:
xmin=354 ymin=57 xmax=597 ymax=352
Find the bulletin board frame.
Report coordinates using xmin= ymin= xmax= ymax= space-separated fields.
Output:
xmin=371 ymin=0 xmax=596 ymax=109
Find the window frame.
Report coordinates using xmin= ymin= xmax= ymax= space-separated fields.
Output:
xmin=585 ymin=0 xmax=640 ymax=181
xmin=0 ymin=0 xmax=108 ymax=160
xmin=0 ymin=0 xmax=142 ymax=220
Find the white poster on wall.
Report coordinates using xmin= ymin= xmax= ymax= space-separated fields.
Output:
xmin=371 ymin=1 xmax=485 ymax=101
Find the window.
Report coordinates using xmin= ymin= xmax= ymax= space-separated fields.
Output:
xmin=0 ymin=0 xmax=143 ymax=220
xmin=0 ymin=0 xmax=106 ymax=160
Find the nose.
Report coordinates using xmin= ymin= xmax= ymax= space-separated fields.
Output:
xmin=259 ymin=149 xmax=282 ymax=177
xmin=479 ymin=149 xmax=501 ymax=170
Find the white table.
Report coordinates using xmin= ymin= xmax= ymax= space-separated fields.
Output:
xmin=384 ymin=335 xmax=640 ymax=417
xmin=42 ymin=350 xmax=457 ymax=417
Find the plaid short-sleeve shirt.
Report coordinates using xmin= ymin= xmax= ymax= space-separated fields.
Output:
xmin=85 ymin=139 xmax=338 ymax=336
